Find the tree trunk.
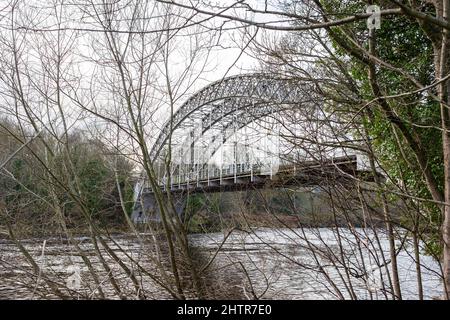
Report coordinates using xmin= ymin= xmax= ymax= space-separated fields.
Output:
xmin=436 ymin=0 xmax=450 ymax=300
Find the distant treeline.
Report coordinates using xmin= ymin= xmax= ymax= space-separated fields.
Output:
xmin=0 ymin=118 xmax=135 ymax=236
xmin=184 ymin=189 xmax=389 ymax=233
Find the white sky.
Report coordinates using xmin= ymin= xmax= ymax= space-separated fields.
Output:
xmin=0 ymin=0 xmax=353 ymax=170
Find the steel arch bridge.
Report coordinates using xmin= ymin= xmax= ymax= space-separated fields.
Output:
xmin=149 ymin=73 xmax=316 ymax=162
xmin=132 ymin=73 xmax=361 ymax=223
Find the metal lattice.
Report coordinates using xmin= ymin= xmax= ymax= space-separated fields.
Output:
xmin=149 ymin=73 xmax=317 ymax=162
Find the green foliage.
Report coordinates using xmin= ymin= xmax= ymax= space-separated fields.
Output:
xmin=321 ymin=0 xmax=443 ymax=254
xmin=68 ymin=138 xmax=135 ymax=225
xmin=185 ymin=194 xmax=222 ymax=233
xmin=78 ymin=158 xmax=109 ymax=215
xmin=0 ymin=120 xmax=134 ymax=234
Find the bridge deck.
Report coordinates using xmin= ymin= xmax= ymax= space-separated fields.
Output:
xmin=144 ymin=155 xmax=372 ymax=195
xmin=132 ymin=155 xmax=378 ymax=223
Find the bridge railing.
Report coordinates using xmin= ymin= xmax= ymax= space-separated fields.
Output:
xmin=157 ymin=162 xmax=267 ymax=190
xmin=152 ymin=155 xmax=360 ymax=192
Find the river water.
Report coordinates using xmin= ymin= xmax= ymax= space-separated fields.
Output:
xmin=0 ymin=228 xmax=443 ymax=300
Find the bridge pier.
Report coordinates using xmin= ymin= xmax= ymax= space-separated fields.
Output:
xmin=131 ymin=192 xmax=187 ymax=224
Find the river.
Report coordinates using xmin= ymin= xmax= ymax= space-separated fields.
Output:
xmin=0 ymin=228 xmax=443 ymax=299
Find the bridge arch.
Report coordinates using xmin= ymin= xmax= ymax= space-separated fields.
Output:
xmin=150 ymin=73 xmax=319 ymax=163
xmin=133 ymin=73 xmax=363 ymax=223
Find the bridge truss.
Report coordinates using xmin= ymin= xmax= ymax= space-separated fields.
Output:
xmin=132 ymin=73 xmax=367 ymax=222
xmin=149 ymin=73 xmax=318 ymax=163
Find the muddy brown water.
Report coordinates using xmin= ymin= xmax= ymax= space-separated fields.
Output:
xmin=0 ymin=228 xmax=443 ymax=299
